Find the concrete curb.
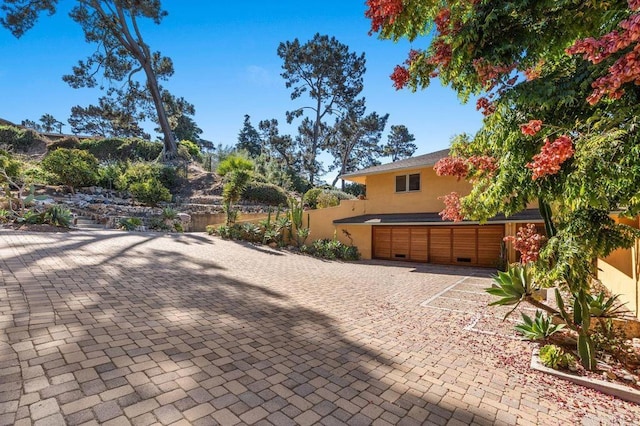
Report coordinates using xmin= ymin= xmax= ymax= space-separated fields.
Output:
xmin=531 ymin=348 xmax=640 ymax=404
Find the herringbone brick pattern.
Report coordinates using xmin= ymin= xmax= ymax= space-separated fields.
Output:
xmin=1 ymin=230 xmax=639 ymax=425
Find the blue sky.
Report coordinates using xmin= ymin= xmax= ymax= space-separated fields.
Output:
xmin=0 ymin=1 xmax=483 ymax=183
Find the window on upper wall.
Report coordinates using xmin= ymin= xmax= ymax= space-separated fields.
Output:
xmin=395 ymin=173 xmax=420 ymax=192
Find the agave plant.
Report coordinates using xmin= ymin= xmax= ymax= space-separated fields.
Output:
xmin=586 ymin=292 xmax=628 ymax=318
xmin=515 ymin=311 xmax=565 ymax=341
xmin=485 ymin=263 xmax=539 ymax=319
xmin=43 ymin=204 xmax=72 ymax=228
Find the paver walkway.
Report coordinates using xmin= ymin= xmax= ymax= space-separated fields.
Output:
xmin=1 ymin=230 xmax=639 ymax=425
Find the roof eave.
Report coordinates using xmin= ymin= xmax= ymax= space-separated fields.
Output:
xmin=339 ymin=162 xmax=438 ymax=183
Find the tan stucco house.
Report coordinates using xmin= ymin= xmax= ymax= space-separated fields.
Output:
xmin=305 ymin=149 xmax=542 ymax=268
xmin=305 ymin=149 xmax=640 ymax=319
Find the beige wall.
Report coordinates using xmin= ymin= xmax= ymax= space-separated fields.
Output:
xmin=364 ymin=167 xmax=472 ymax=214
xmin=597 ymin=216 xmax=640 ymax=319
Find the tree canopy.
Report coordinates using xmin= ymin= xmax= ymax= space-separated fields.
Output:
xmin=1 ymin=0 xmax=180 ymax=160
xmin=383 ymin=124 xmax=416 ymax=161
xmin=277 ymin=33 xmax=366 ymax=185
xmin=326 ymin=108 xmax=388 ymax=188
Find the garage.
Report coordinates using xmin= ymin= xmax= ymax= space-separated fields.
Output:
xmin=372 ymin=225 xmax=505 ymax=268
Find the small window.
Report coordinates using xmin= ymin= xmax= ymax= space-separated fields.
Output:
xmin=408 ymin=173 xmax=420 ymax=191
xmin=395 ymin=173 xmax=421 ymax=192
xmin=395 ymin=175 xmax=407 ymax=192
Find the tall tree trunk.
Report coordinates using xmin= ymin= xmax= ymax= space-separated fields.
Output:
xmin=143 ymin=62 xmax=177 ymax=161
xmin=310 ymin=96 xmax=323 ymax=186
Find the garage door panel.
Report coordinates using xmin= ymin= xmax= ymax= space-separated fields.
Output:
xmin=478 ymin=226 xmax=504 ymax=267
xmin=453 ymin=228 xmax=477 ymax=265
xmin=429 ymin=228 xmax=452 ymax=264
xmin=409 ymin=228 xmax=428 ymax=262
xmin=391 ymin=228 xmax=410 ymax=259
xmin=373 ymin=228 xmax=391 ymax=259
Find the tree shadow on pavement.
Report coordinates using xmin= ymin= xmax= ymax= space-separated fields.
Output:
xmin=0 ymin=231 xmax=495 ymax=425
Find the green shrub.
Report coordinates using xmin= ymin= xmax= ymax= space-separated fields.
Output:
xmin=47 ymin=136 xmax=80 ymax=151
xmin=304 ymin=188 xmax=354 ymax=209
xmin=0 ymin=126 xmax=44 ymax=153
xmin=98 ymin=162 xmax=126 ymax=189
xmin=21 ymin=209 xmax=44 ymax=224
xmin=162 ymin=207 xmax=178 ymax=220
xmin=43 ymin=204 xmax=72 ymax=228
xmin=119 ymin=217 xmax=143 ymax=231
xmin=215 ymin=223 xmax=242 ymax=240
xmin=79 ymin=138 xmax=162 ymax=161
xmin=22 ymin=164 xmax=56 ymax=185
xmin=327 ymin=189 xmax=355 ymax=202
xmin=539 ymin=344 xmax=576 ymax=370
xmin=41 ymin=148 xmax=99 ymax=190
xmin=0 ymin=150 xmax=22 ymax=183
xmin=178 ymin=140 xmax=203 ymax=162
xmin=316 ymin=191 xmax=340 ymax=208
xmin=301 ymin=239 xmax=360 ymax=261
xmin=0 ymin=208 xmax=10 ymax=223
xmin=129 ymin=178 xmax=171 ymax=206
xmin=158 ymin=165 xmax=180 ymax=189
xmin=206 ymin=224 xmax=216 ymax=235
xmin=303 ymin=188 xmax=323 ymax=208
xmin=116 ymin=162 xmax=169 ymax=190
xmin=242 ymin=182 xmax=289 ymax=206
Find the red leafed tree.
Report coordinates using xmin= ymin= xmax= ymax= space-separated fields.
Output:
xmin=366 ymin=0 xmax=640 ymax=370
xmin=567 ymin=0 xmax=640 ymax=104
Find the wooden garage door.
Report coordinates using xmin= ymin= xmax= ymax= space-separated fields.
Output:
xmin=373 ymin=225 xmax=504 ymax=267
xmin=373 ymin=227 xmax=429 ymax=262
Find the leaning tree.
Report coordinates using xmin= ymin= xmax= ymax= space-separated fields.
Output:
xmin=1 ymin=0 xmax=179 ymax=160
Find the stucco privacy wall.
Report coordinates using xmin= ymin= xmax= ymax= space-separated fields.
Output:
xmin=597 ymin=216 xmax=640 ymax=320
xmin=305 ymin=199 xmax=370 ymax=253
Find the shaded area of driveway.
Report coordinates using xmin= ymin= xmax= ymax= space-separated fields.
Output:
xmin=1 ymin=230 xmax=639 ymax=425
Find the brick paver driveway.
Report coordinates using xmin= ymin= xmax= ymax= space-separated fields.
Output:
xmin=1 ymin=230 xmax=639 ymax=425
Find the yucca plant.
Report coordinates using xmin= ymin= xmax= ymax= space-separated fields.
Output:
xmin=515 ymin=310 xmax=565 ymax=341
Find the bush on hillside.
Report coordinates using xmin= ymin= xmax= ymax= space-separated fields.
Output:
xmin=114 ymin=161 xmax=174 ymax=205
xmin=47 ymin=136 xmax=80 ymax=151
xmin=79 ymin=138 xmax=162 ymax=161
xmin=129 ymin=178 xmax=172 ymax=206
xmin=41 ymin=148 xmax=99 ymax=190
xmin=178 ymin=140 xmax=204 ymax=163
xmin=0 ymin=125 xmax=45 ymax=153
xmin=316 ymin=191 xmax=340 ymax=208
xmin=303 ymin=187 xmax=324 ymax=208
xmin=242 ymin=182 xmax=289 ymax=206
xmin=98 ymin=161 xmax=126 ymax=190
xmin=304 ymin=187 xmax=355 ymax=209
xmin=0 ymin=150 xmax=22 ymax=183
